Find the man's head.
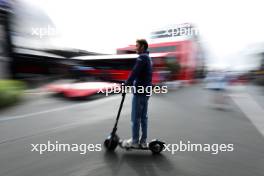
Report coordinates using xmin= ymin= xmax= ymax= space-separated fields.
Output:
xmin=136 ymin=39 xmax=148 ymax=54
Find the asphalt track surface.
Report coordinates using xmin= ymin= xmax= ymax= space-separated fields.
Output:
xmin=0 ymin=84 xmax=263 ymax=176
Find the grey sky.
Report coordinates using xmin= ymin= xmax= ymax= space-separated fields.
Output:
xmin=24 ymin=0 xmax=264 ymax=70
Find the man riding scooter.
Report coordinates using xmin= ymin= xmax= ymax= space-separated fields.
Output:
xmin=123 ymin=39 xmax=152 ymax=148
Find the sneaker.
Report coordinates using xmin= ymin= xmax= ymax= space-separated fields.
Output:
xmin=123 ymin=138 xmax=139 ymax=148
xmin=140 ymin=142 xmax=148 ymax=148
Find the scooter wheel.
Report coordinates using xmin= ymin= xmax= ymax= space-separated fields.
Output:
xmin=104 ymin=134 xmax=120 ymax=151
xmin=149 ymin=140 xmax=164 ymax=154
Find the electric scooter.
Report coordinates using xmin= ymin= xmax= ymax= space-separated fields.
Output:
xmin=104 ymin=93 xmax=165 ymax=154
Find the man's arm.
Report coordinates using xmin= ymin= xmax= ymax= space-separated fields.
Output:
xmin=125 ymin=56 xmax=145 ymax=86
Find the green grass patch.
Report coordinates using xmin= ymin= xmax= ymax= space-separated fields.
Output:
xmin=0 ymin=80 xmax=26 ymax=108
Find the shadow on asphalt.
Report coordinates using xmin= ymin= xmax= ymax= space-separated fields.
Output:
xmin=103 ymin=151 xmax=176 ymax=176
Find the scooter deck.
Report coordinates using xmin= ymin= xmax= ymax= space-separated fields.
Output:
xmin=121 ymin=145 xmax=149 ymax=150
xmin=119 ymin=141 xmax=149 ymax=150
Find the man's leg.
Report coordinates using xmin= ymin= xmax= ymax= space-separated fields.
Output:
xmin=131 ymin=95 xmax=141 ymax=144
xmin=140 ymin=96 xmax=149 ymax=144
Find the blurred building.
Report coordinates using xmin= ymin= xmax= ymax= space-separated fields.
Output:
xmin=0 ymin=0 xmax=104 ymax=84
xmin=0 ymin=0 xmax=12 ymax=78
xmin=260 ymin=55 xmax=264 ymax=70
xmin=256 ymin=53 xmax=264 ymax=85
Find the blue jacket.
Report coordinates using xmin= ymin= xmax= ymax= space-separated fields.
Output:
xmin=126 ymin=52 xmax=152 ymax=94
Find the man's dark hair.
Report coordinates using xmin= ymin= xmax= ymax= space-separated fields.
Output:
xmin=136 ymin=39 xmax=148 ymax=51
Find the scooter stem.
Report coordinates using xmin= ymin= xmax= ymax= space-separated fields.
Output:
xmin=111 ymin=92 xmax=126 ymax=135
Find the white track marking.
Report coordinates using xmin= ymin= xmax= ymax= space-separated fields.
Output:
xmin=230 ymin=92 xmax=264 ymax=137
xmin=0 ymin=95 xmax=121 ymax=123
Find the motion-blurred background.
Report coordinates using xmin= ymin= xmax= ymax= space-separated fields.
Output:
xmin=0 ymin=1 xmax=263 ymax=175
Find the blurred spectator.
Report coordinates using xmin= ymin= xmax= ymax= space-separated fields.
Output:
xmin=205 ymin=70 xmax=229 ymax=108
